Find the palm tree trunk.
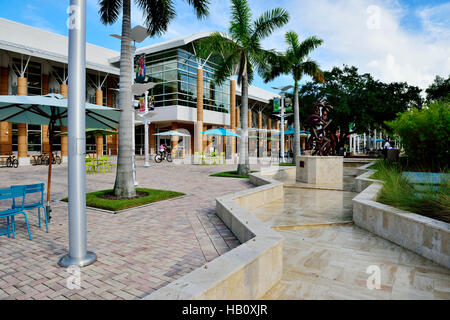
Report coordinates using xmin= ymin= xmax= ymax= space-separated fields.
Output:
xmin=293 ymin=80 xmax=300 ymax=162
xmin=113 ymin=0 xmax=136 ymax=198
xmin=237 ymin=71 xmax=250 ymax=175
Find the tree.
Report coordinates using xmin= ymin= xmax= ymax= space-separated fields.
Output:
xmin=98 ymin=0 xmax=209 ymax=198
xmin=386 ymin=99 xmax=450 ymax=171
xmin=296 ymin=65 xmax=423 ymax=149
xmin=426 ymin=75 xmax=450 ymax=102
xmin=201 ymin=0 xmax=289 ymax=175
xmin=263 ymin=31 xmax=324 ymax=161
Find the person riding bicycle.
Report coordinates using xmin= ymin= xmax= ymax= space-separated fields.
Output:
xmin=159 ymin=144 xmax=166 ymax=156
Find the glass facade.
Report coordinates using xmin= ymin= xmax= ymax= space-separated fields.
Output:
xmin=137 ymin=47 xmax=230 ymax=113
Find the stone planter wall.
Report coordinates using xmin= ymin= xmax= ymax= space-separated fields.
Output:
xmin=353 ymin=170 xmax=450 ymax=269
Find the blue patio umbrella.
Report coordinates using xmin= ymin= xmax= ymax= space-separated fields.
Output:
xmin=201 ymin=127 xmax=241 ymax=138
xmin=274 ymin=128 xmax=310 ymax=135
xmin=0 ymin=93 xmax=120 ymax=217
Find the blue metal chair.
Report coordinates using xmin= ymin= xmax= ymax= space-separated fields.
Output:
xmin=0 ymin=188 xmax=12 ymax=238
xmin=0 ymin=186 xmax=32 ymax=240
xmin=12 ymin=183 xmax=48 ymax=233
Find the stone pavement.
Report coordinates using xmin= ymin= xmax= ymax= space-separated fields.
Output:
xmin=254 ymin=165 xmax=450 ymax=299
xmin=0 ymin=161 xmax=253 ymax=300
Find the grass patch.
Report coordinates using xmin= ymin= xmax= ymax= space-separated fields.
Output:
xmin=373 ymin=160 xmax=450 ymax=223
xmin=61 ymin=188 xmax=184 ymax=212
xmin=210 ymin=170 xmax=258 ymax=179
xmin=279 ymin=162 xmax=296 ymax=167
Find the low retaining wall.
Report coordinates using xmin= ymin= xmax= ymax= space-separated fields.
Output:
xmin=353 ymin=171 xmax=450 ymax=269
xmin=144 ymin=170 xmax=286 ymax=299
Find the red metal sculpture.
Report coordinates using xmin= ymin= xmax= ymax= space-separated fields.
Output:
xmin=305 ymin=99 xmax=337 ymax=156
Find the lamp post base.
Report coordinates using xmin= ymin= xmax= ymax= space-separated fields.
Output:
xmin=58 ymin=251 xmax=97 ymax=268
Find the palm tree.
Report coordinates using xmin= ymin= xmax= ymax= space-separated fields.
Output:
xmin=264 ymin=31 xmax=324 ymax=162
xmin=202 ymin=0 xmax=289 ymax=175
xmin=98 ymin=0 xmax=209 ymax=198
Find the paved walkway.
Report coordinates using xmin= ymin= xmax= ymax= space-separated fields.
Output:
xmin=0 ymin=161 xmax=253 ymax=300
xmin=253 ymin=165 xmax=450 ymax=300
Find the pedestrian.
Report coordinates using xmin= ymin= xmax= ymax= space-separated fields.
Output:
xmin=383 ymin=140 xmax=391 ymax=159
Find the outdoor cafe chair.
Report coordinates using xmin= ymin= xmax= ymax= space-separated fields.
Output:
xmin=11 ymin=183 xmax=48 ymax=233
xmin=0 ymin=186 xmax=32 ymax=240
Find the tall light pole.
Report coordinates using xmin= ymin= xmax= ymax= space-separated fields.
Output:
xmin=59 ymin=0 xmax=96 ymax=268
xmin=272 ymin=86 xmax=293 ymax=163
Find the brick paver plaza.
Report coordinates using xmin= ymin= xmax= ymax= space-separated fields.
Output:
xmin=0 ymin=161 xmax=253 ymax=300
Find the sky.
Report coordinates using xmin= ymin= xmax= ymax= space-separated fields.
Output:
xmin=1 ymin=0 xmax=449 ymax=94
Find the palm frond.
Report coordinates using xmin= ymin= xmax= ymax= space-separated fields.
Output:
xmin=261 ymin=50 xmax=290 ymax=83
xmin=285 ymin=30 xmax=300 ymax=53
xmin=300 ymin=59 xmax=324 ymax=83
xmin=136 ymin=0 xmax=176 ymax=36
xmin=297 ymin=36 xmax=323 ymax=58
xmin=213 ymin=52 xmax=241 ymax=85
xmin=252 ymin=8 xmax=289 ymax=41
xmin=184 ymin=0 xmax=210 ymax=18
xmin=229 ymin=0 xmax=252 ymax=44
xmin=98 ymin=0 xmax=123 ymax=24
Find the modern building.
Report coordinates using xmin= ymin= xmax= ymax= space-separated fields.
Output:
xmin=0 ymin=18 xmax=283 ymax=164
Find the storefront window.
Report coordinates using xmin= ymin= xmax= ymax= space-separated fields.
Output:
xmin=28 ymin=124 xmax=41 ymax=152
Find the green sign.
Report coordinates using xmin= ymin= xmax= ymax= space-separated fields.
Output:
xmin=273 ymin=98 xmax=293 ymax=113
xmin=284 ymin=97 xmax=293 ymax=112
xmin=273 ymin=98 xmax=280 ymax=113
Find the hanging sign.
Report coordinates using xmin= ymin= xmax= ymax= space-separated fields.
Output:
xmin=136 ymin=55 xmax=146 ymax=82
xmin=139 ymin=97 xmax=145 ymax=112
xmin=273 ymin=98 xmax=280 ymax=113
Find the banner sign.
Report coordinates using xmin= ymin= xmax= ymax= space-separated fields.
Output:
xmin=284 ymin=97 xmax=293 ymax=112
xmin=273 ymin=97 xmax=293 ymax=113
xmin=139 ymin=97 xmax=145 ymax=112
xmin=136 ymin=55 xmax=146 ymax=82
xmin=273 ymin=98 xmax=280 ymax=113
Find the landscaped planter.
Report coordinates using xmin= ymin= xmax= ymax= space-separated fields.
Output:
xmin=353 ymin=170 xmax=450 ymax=269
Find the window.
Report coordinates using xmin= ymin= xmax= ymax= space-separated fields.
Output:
xmin=28 ymin=124 xmax=41 ymax=152
xmin=12 ymin=58 xmax=42 ymax=95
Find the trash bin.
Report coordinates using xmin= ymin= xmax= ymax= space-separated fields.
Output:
xmin=387 ymin=149 xmax=400 ymax=161
xmin=338 ymin=147 xmax=345 ymax=156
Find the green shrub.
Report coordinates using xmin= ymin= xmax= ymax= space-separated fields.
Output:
xmin=386 ymin=99 xmax=450 ymax=171
xmin=374 ymin=161 xmax=450 ymax=223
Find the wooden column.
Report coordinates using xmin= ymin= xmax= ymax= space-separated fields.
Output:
xmin=0 ymin=67 xmax=12 ymax=155
xmin=171 ymin=122 xmax=179 ymax=157
xmin=106 ymin=81 xmax=117 ymax=155
xmin=17 ymin=77 xmax=27 ymax=159
xmin=95 ymin=89 xmax=103 ymax=157
xmin=195 ymin=68 xmax=204 ymax=154
xmin=59 ymin=84 xmax=68 ymax=159
xmin=41 ymin=75 xmax=50 ymax=154
xmin=258 ymin=111 xmax=263 ymax=156
xmin=236 ymin=107 xmax=240 ymax=128
xmin=267 ymin=117 xmax=272 ymax=153
xmin=230 ymin=79 xmax=236 ymax=155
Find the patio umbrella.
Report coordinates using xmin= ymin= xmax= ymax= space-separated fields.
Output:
xmin=153 ymin=130 xmax=190 ymax=137
xmin=274 ymin=129 xmax=310 ymax=135
xmin=201 ymin=127 xmax=241 ymax=138
xmin=0 ymin=93 xmax=120 ymax=218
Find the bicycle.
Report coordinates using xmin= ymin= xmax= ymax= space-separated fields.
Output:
xmin=43 ymin=152 xmax=62 ymax=165
xmin=154 ymin=150 xmax=172 ymax=163
xmin=1 ymin=154 xmax=19 ymax=168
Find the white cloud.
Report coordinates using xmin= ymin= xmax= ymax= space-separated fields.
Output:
xmin=259 ymin=0 xmax=450 ymax=89
xmin=89 ymin=0 xmax=449 ymax=90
